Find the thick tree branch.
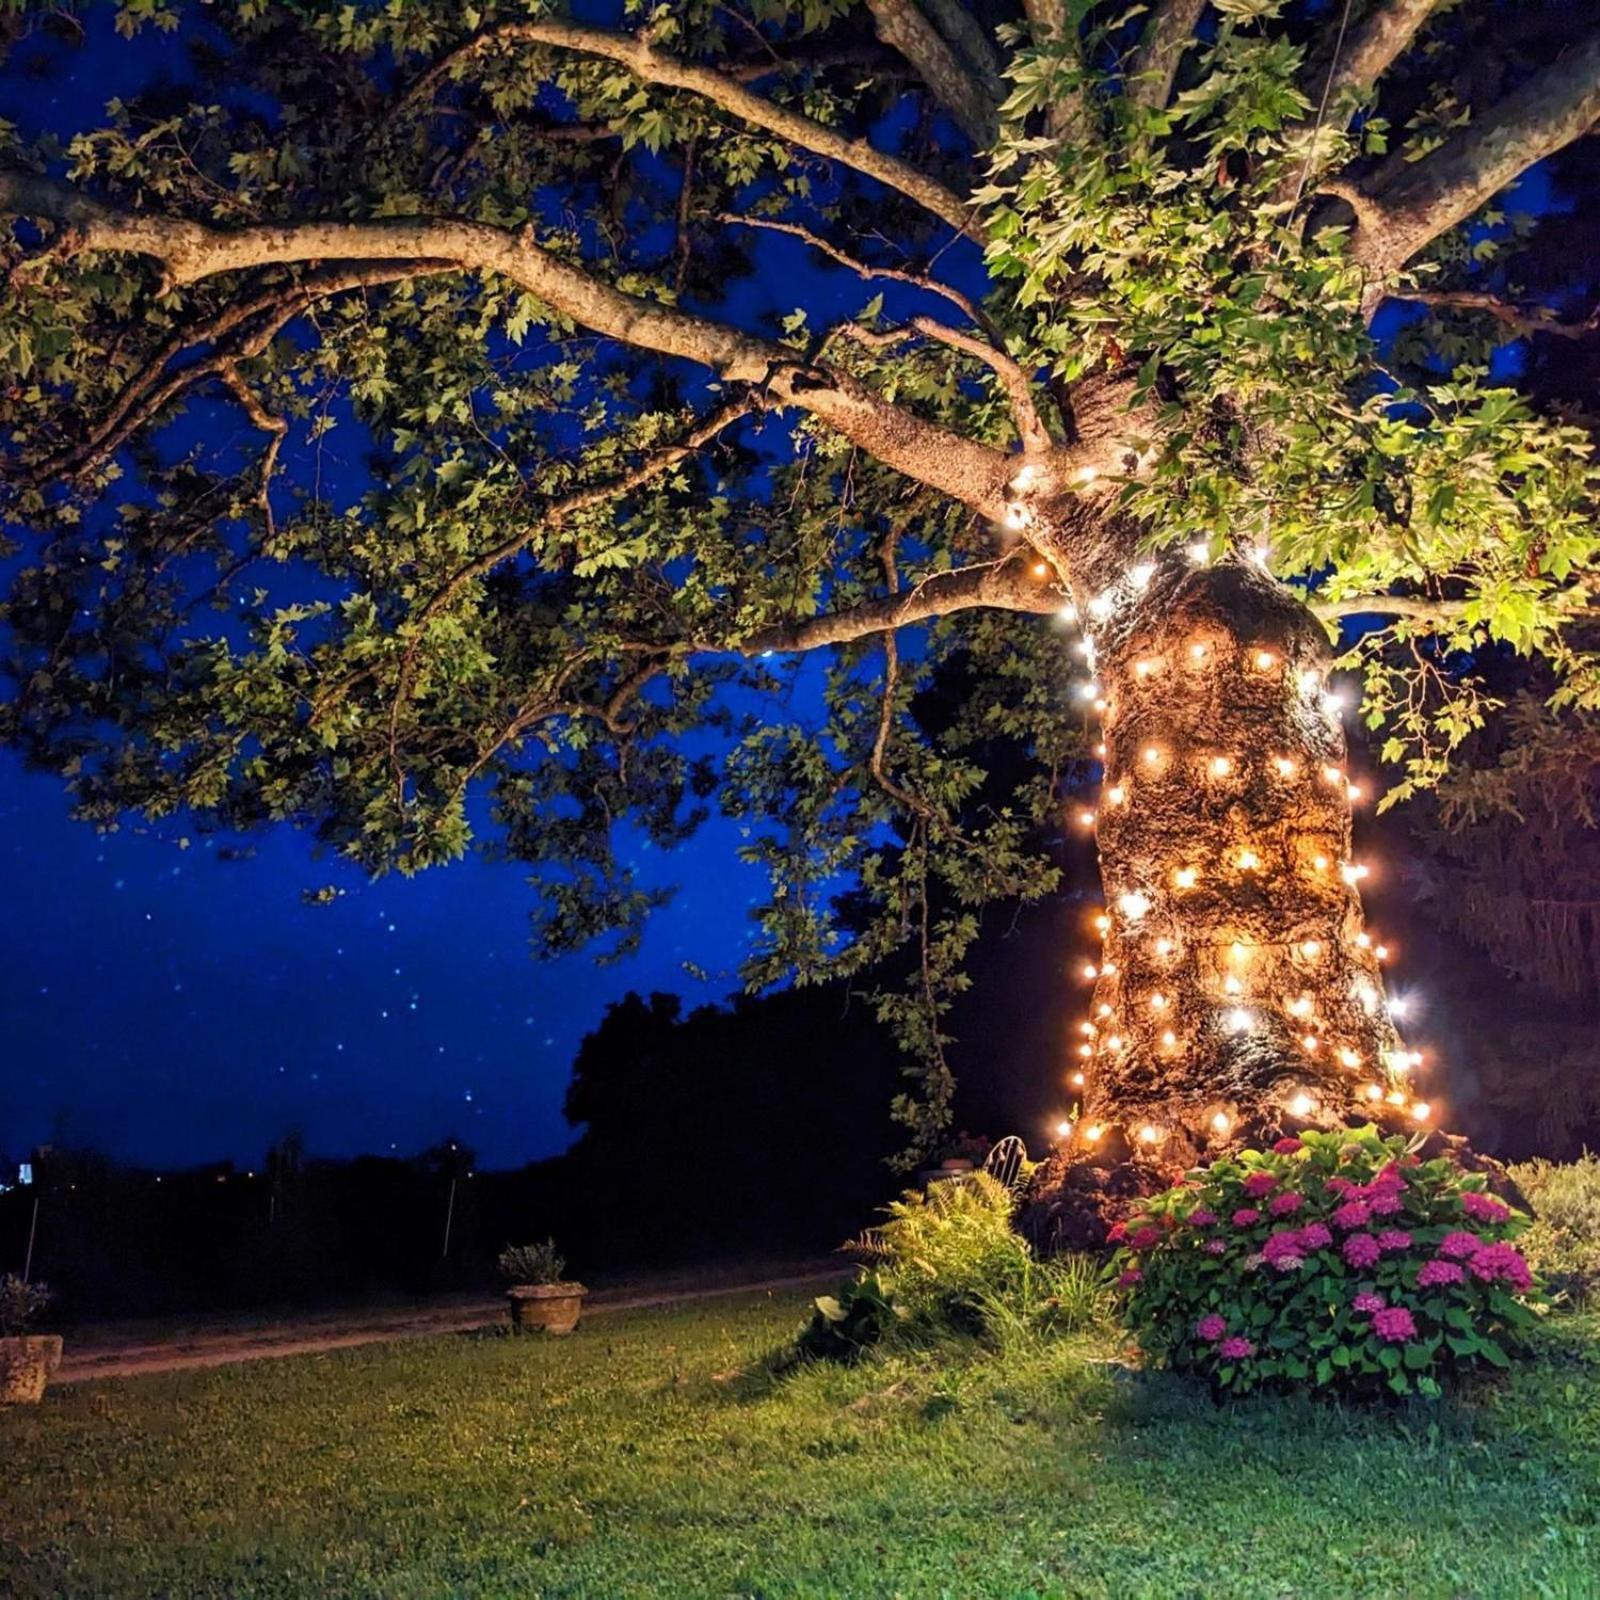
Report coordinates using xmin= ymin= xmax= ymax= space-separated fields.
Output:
xmin=1320 ymin=0 xmax=1445 ymax=107
xmin=864 ymin=0 xmax=999 ymax=147
xmin=392 ymin=17 xmax=978 ymax=235
xmin=1127 ymin=0 xmax=1207 ymax=112
xmin=0 ymin=172 xmax=1014 ymax=522
xmin=1346 ymin=34 xmax=1600 ymax=281
xmin=1312 ymin=594 xmax=1468 ymax=623
xmin=738 ymin=551 xmax=1062 ymax=654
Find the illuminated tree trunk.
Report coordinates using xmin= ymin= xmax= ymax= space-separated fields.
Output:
xmin=1053 ymin=553 xmax=1428 ymax=1171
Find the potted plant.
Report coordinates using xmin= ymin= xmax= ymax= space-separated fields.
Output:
xmin=498 ymin=1240 xmax=587 ymax=1335
xmin=0 ymin=1276 xmax=61 ymax=1405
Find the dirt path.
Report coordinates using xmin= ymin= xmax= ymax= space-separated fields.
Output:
xmin=54 ymin=1265 xmax=841 ymax=1385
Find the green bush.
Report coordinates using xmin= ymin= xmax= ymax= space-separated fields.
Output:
xmin=1509 ymin=1153 xmax=1600 ymax=1305
xmin=1111 ymin=1126 xmax=1544 ymax=1399
xmin=496 ymin=1239 xmax=566 ymax=1285
xmin=792 ymin=1173 xmax=1107 ymax=1363
xmin=0 ymin=1275 xmax=51 ymax=1337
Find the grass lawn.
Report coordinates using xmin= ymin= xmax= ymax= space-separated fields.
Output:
xmin=4 ymin=1290 xmax=1599 ymax=1598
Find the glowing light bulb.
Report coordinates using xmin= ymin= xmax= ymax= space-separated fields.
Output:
xmin=1094 ymin=913 xmax=1111 ymax=934
xmin=1155 ymin=937 xmax=1175 ymax=956
xmin=1070 ymin=1071 xmax=1085 ymax=1088
xmin=1079 ymin=809 xmax=1097 ymax=827
xmin=1058 ymin=603 xmax=1079 ymax=624
xmin=1224 ymin=974 xmax=1243 ymax=995
xmin=1355 ymin=931 xmax=1371 ymax=949
xmin=1077 ymin=1043 xmax=1093 ymax=1058
xmin=1030 ymin=559 xmax=1048 ymax=577
xmin=1410 ymin=1101 xmax=1431 ymax=1122
xmin=1375 ymin=945 xmax=1390 ymax=962
xmin=1389 ymin=996 xmax=1410 ymax=1018
xmin=1288 ymin=1091 xmax=1315 ymax=1117
xmin=1108 ymin=784 xmax=1127 ymax=805
xmin=1237 ymin=849 xmax=1261 ymax=871
xmin=1224 ymin=1008 xmax=1253 ymax=1033
xmin=1312 ymin=855 xmax=1329 ymax=872
xmin=1151 ymin=993 xmax=1169 ymax=1012
xmin=1342 ymin=862 xmax=1369 ymax=885
xmin=1210 ymin=755 xmax=1232 ymax=778
xmin=1187 ymin=542 xmax=1210 ymax=565
xmin=1274 ymin=757 xmax=1297 ymax=778
xmin=1130 ymin=563 xmax=1155 ymax=589
xmin=1161 ymin=1029 xmax=1177 ymax=1049
xmin=1083 ymin=1124 xmax=1103 ymax=1142
xmin=1211 ymin=1111 xmax=1231 ymax=1134
xmin=1339 ymin=1047 xmax=1361 ymax=1069
xmin=1288 ymin=995 xmax=1312 ymax=1018
xmin=1230 ymin=941 xmax=1248 ymax=962
xmin=1254 ymin=650 xmax=1277 ymax=671
xmin=1347 ymin=782 xmax=1364 ymax=803
xmin=1079 ymin=1021 xmax=1096 ymax=1036
xmin=1097 ymin=1002 xmax=1113 ymax=1017
xmin=1093 ymin=697 xmax=1108 ymax=714
xmin=1174 ymin=867 xmax=1198 ymax=889
xmin=1118 ymin=891 xmax=1151 ymax=920
xmin=1322 ymin=765 xmax=1343 ymax=786
xmin=1322 ymin=689 xmax=1349 ymax=716
xmin=1135 ymin=659 xmax=1156 ymax=679
xmin=1385 ymin=1089 xmax=1406 ymax=1107
xmin=1094 ymin=742 xmax=1107 ymax=757
xmin=1082 ymin=963 xmax=1098 ymax=981
xmin=1362 ymin=1083 xmax=1382 ymax=1102
xmin=1408 ymin=1049 xmax=1423 ymax=1069
xmin=1011 ymin=464 xmax=1038 ymax=492
xmin=1106 ymin=1035 xmax=1124 ymax=1051
xmin=1301 ymin=1034 xmax=1320 ymax=1052
xmin=1143 ymin=746 xmax=1162 ymax=765
xmin=1055 ymin=1119 xmax=1074 ymax=1139
xmin=1103 ymin=958 xmax=1118 ymax=973
xmin=1190 ymin=643 xmax=1209 ymax=663
xmin=1301 ymin=939 xmax=1322 ymax=960
xmin=1088 ymin=593 xmax=1114 ymax=621
xmin=1077 ymin=681 xmax=1099 ymax=702
xmin=1138 ymin=1124 xmax=1160 ymax=1144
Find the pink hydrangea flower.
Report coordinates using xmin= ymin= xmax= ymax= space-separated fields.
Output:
xmin=1368 ymin=1189 xmax=1403 ymax=1216
xmin=1117 ymin=1268 xmax=1142 ymax=1288
xmin=1372 ymin=1306 xmax=1417 ymax=1342
xmin=1217 ymin=1336 xmax=1255 ymax=1360
xmin=1352 ymin=1292 xmax=1385 ymax=1314
xmin=1439 ymin=1231 xmax=1484 ymax=1260
xmin=1232 ymin=1207 xmax=1261 ymax=1226
xmin=1205 ymin=1238 xmax=1227 ymax=1255
xmin=1128 ymin=1225 xmax=1163 ymax=1250
xmin=1332 ymin=1200 xmax=1371 ymax=1230
xmin=1299 ymin=1221 xmax=1333 ymax=1250
xmin=1242 ymin=1171 xmax=1279 ymax=1197
xmin=1262 ymin=1230 xmax=1306 ymax=1272
xmin=1195 ymin=1314 xmax=1227 ymax=1341
xmin=1273 ymin=1137 xmax=1304 ymax=1155
xmin=1106 ymin=1220 xmax=1128 ymax=1244
xmin=1188 ymin=1209 xmax=1218 ymax=1227
xmin=1461 ymin=1191 xmax=1510 ymax=1224
xmin=1467 ymin=1241 xmax=1533 ymax=1292
xmin=1376 ymin=1230 xmax=1412 ymax=1253
xmin=1417 ymin=1259 xmax=1465 ymax=1288
xmin=1342 ymin=1232 xmax=1382 ymax=1268
xmin=1268 ymin=1191 xmax=1304 ymax=1217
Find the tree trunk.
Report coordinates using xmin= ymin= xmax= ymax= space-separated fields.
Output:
xmin=1050 ymin=550 xmax=1428 ymax=1170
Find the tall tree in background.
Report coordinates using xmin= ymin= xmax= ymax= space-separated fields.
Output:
xmin=3 ymin=0 xmax=1600 ymax=1168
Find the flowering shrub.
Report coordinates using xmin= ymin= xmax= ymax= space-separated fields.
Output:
xmin=1109 ymin=1127 xmax=1542 ymax=1398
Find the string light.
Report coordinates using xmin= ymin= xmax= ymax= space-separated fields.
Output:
xmin=1230 ymin=941 xmax=1249 ymax=962
xmin=1070 ymin=1071 xmax=1085 ymax=1088
xmin=1300 ymin=939 xmax=1323 ymax=960
xmin=1135 ymin=659 xmax=1158 ymax=679
xmin=1154 ymin=937 xmax=1175 ymax=956
xmin=1411 ymin=1102 xmax=1431 ymax=1122
xmin=1312 ymin=854 xmax=1329 ymax=872
xmin=1150 ymin=993 xmax=1169 ymax=1012
xmin=1289 ymin=1091 xmax=1316 ymax=1117
xmin=1011 ymin=464 xmax=1038 ymax=492
xmin=1079 ymin=1021 xmax=1096 ymax=1036
xmin=1223 ymin=974 xmax=1244 ymax=995
xmin=1097 ymin=1002 xmax=1113 ymax=1017
xmin=1355 ymin=931 xmax=1371 ymax=949
xmin=1088 ymin=593 xmax=1114 ymax=621
xmin=1362 ymin=1083 xmax=1383 ymax=1102
xmin=1058 ymin=603 xmax=1079 ymax=624
xmin=1174 ymin=867 xmax=1198 ymax=889
xmin=1254 ymin=650 xmax=1277 ymax=671
xmin=1082 ymin=1124 xmax=1104 ymax=1143
xmin=1077 ymin=681 xmax=1100 ymax=702
xmin=1375 ymin=944 xmax=1390 ymax=962
xmin=1190 ymin=643 xmax=1209 ymax=663
xmin=1055 ymin=1119 xmax=1074 ymax=1139
xmin=1160 ymin=1029 xmax=1177 ymax=1049
xmin=1130 ymin=563 xmax=1155 ymax=589
xmin=1118 ymin=891 xmax=1151 ymax=919
xmin=1209 ymin=755 xmax=1232 ymax=778
xmin=1078 ymin=809 xmax=1096 ymax=827
xmin=1385 ymin=1089 xmax=1407 ymax=1107
xmin=1106 ymin=1034 xmax=1124 ymax=1051
xmin=1142 ymin=745 xmax=1162 ymax=765
xmin=1339 ymin=1047 xmax=1362 ymax=1069
xmin=1224 ymin=1008 xmax=1253 ymax=1033
xmin=1342 ymin=862 xmax=1370 ymax=885
xmin=1237 ymin=849 xmax=1261 ymax=871
xmin=1094 ymin=742 xmax=1107 ymax=758
xmin=1138 ymin=1124 xmax=1160 ymax=1144
xmin=1321 ymin=765 xmax=1343 ymax=786
xmin=1031 ymin=559 xmax=1048 ymax=576
xmin=1274 ymin=756 xmax=1297 ymax=778
xmin=1389 ymin=995 xmax=1410 ymax=1018
xmin=1287 ymin=995 xmax=1313 ymax=1017
xmin=1107 ymin=784 xmax=1127 ymax=805
xmin=1347 ymin=782 xmax=1364 ymax=803
xmin=1211 ymin=1111 xmax=1231 ymax=1134
xmin=1322 ymin=688 xmax=1349 ymax=716
xmin=1094 ymin=913 xmax=1111 ymax=934
xmin=1082 ymin=963 xmax=1098 ymax=981
xmin=1301 ymin=1034 xmax=1320 ymax=1052
xmin=1077 ymin=1042 xmax=1093 ymax=1058
xmin=1187 ymin=542 xmax=1210 ymax=565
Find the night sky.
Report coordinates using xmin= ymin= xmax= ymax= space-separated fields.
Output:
xmin=0 ymin=6 xmax=913 ymax=1172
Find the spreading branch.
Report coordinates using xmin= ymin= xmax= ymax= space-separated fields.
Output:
xmin=215 ymin=361 xmax=287 ymax=540
xmin=1127 ymin=0 xmax=1207 ymax=112
xmin=1398 ymin=288 xmax=1600 ymax=341
xmin=390 ymin=17 xmax=978 ymax=235
xmin=1347 ymin=33 xmax=1600 ymax=281
xmin=737 ymin=551 xmax=1061 ymax=655
xmin=864 ymin=0 xmax=999 ymax=147
xmin=0 ymin=172 xmax=1015 ymax=522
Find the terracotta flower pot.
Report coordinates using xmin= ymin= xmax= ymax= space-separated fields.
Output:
xmin=0 ymin=1335 xmax=63 ymax=1405
xmin=506 ymin=1282 xmax=587 ymax=1335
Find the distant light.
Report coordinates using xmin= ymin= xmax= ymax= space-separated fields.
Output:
xmin=1288 ymin=1092 xmax=1315 ymax=1117
xmin=1055 ymin=1120 xmax=1074 ymax=1139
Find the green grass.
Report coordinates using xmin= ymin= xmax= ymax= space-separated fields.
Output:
xmin=4 ymin=1292 xmax=1599 ymax=1599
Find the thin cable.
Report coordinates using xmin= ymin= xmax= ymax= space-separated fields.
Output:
xmin=1291 ymin=0 xmax=1359 ymax=210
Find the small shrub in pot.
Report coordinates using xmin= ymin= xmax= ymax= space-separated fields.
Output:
xmin=0 ymin=1276 xmax=62 ymax=1405
xmin=498 ymin=1240 xmax=587 ymax=1335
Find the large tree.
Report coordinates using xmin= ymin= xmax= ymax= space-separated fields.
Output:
xmin=3 ymin=0 xmax=1599 ymax=1168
